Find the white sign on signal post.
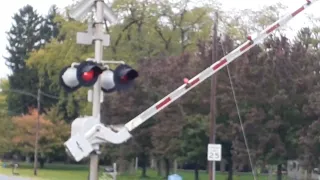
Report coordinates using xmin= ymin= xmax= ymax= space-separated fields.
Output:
xmin=207 ymin=144 xmax=222 ymax=161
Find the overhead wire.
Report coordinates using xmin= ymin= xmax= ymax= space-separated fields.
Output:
xmin=0 ymin=89 xmax=87 ymax=115
xmin=40 ymin=90 xmax=88 ymax=102
xmin=40 ymin=91 xmax=60 ymax=100
xmin=220 ymin=38 xmax=257 ymax=180
xmin=2 ymin=88 xmax=87 ymax=102
xmin=0 ymin=99 xmax=38 ymax=115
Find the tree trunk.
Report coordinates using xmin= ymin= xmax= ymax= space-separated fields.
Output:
xmin=135 ymin=157 xmax=138 ymax=172
xmin=156 ymin=159 xmax=161 ymax=176
xmin=194 ymin=162 xmax=199 ymax=180
xmin=277 ymin=164 xmax=282 ymax=180
xmin=129 ymin=158 xmax=135 ymax=174
xmin=141 ymin=165 xmax=147 ymax=177
xmin=65 ymin=156 xmax=71 ymax=164
xmin=159 ymin=159 xmax=166 ymax=177
xmin=227 ymin=157 xmax=233 ymax=180
xmin=173 ymin=159 xmax=178 ymax=174
xmin=150 ymin=157 xmax=156 ymax=169
xmin=220 ymin=159 xmax=226 ymax=172
xmin=39 ymin=157 xmax=45 ymax=168
xmin=140 ymin=154 xmax=147 ymax=177
xmin=46 ymin=157 xmax=50 ymax=163
xmin=268 ymin=165 xmax=273 ymax=180
xmin=25 ymin=155 xmax=30 ymax=163
xmin=117 ymin=159 xmax=127 ymax=173
xmin=164 ymin=158 xmax=170 ymax=178
xmin=306 ymin=168 xmax=312 ymax=180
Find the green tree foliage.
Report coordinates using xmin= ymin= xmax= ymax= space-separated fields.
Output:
xmin=179 ymin=114 xmax=209 ymax=180
xmin=0 ymin=79 xmax=9 ymax=112
xmin=4 ymin=5 xmax=43 ymax=115
xmin=5 ymin=5 xmax=61 ymax=116
xmin=37 ymin=5 xmax=61 ymax=108
xmin=41 ymin=5 xmax=60 ymax=43
xmin=104 ymin=0 xmax=214 ymax=61
xmin=27 ymin=16 xmax=93 ymax=121
xmin=221 ymin=3 xmax=287 ymax=41
xmin=0 ymin=79 xmax=14 ymax=154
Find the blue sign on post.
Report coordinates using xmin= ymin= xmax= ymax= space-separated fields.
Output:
xmin=168 ymin=174 xmax=182 ymax=180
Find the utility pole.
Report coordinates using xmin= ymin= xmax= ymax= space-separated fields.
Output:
xmin=34 ymin=88 xmax=41 ymax=175
xmin=209 ymin=11 xmax=218 ymax=180
xmin=90 ymin=1 xmax=104 ymax=180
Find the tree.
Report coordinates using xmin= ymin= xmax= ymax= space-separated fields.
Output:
xmin=0 ymin=79 xmax=14 ymax=154
xmin=0 ymin=79 xmax=9 ymax=112
xmin=41 ymin=5 xmax=60 ymax=43
xmin=104 ymin=0 xmax=214 ymax=61
xmin=5 ymin=4 xmax=63 ymax=116
xmin=215 ymin=28 xmax=318 ymax=180
xmin=5 ymin=5 xmax=43 ymax=115
xmin=298 ymin=120 xmax=320 ymax=179
xmin=37 ymin=5 xmax=62 ymax=111
xmin=42 ymin=106 xmax=70 ymax=164
xmin=100 ymin=86 xmax=154 ymax=176
xmin=11 ymin=108 xmax=69 ymax=167
xmin=180 ymin=114 xmax=209 ymax=180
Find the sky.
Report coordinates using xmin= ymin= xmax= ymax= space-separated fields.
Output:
xmin=0 ymin=0 xmax=319 ymax=79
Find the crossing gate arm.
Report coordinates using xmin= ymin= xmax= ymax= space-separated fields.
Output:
xmin=124 ymin=0 xmax=318 ymax=132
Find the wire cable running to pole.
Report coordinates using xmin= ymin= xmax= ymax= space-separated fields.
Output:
xmin=0 ymin=99 xmax=38 ymax=115
xmin=40 ymin=91 xmax=60 ymax=100
xmin=221 ymin=40 xmax=257 ymax=180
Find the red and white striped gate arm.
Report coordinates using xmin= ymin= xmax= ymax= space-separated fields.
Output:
xmin=124 ymin=0 xmax=317 ymax=132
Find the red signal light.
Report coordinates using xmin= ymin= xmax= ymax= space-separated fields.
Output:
xmin=120 ymin=75 xmax=128 ymax=83
xmin=82 ymin=70 xmax=94 ymax=82
xmin=113 ymin=64 xmax=139 ymax=91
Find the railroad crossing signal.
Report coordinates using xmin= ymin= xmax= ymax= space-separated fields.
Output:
xmin=59 ymin=61 xmax=138 ymax=93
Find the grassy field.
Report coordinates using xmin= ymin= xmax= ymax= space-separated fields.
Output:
xmin=0 ymin=163 xmax=271 ymax=180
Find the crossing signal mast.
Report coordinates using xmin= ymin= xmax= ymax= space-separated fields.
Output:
xmin=60 ymin=0 xmax=139 ymax=180
xmin=63 ymin=0 xmax=318 ymax=177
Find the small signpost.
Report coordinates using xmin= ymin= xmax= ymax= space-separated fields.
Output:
xmin=207 ymin=144 xmax=222 ymax=161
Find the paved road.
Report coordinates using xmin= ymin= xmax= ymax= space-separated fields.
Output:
xmin=0 ymin=175 xmax=30 ymax=180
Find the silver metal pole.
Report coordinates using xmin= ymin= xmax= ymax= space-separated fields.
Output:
xmin=212 ymin=162 xmax=216 ymax=180
xmin=89 ymin=0 xmax=104 ymax=179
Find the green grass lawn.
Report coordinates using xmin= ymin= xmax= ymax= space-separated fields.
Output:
xmin=0 ymin=163 xmax=270 ymax=180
